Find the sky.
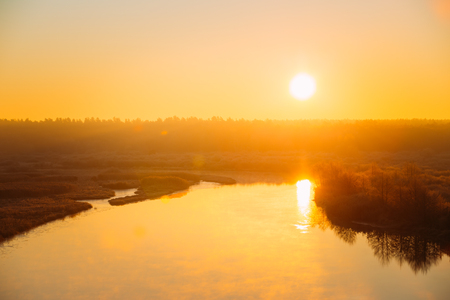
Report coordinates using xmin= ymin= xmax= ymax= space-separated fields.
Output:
xmin=1 ymin=0 xmax=449 ymax=120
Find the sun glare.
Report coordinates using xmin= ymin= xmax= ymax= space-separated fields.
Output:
xmin=289 ymin=73 xmax=316 ymax=101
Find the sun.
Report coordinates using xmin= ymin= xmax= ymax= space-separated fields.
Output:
xmin=289 ymin=73 xmax=316 ymax=101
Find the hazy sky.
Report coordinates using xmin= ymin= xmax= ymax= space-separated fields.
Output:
xmin=1 ymin=0 xmax=449 ymax=120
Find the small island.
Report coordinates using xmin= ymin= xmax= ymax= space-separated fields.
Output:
xmin=108 ymin=173 xmax=236 ymax=206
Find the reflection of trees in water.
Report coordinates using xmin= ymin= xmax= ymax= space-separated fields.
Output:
xmin=307 ymin=205 xmax=331 ymax=231
xmin=331 ymin=225 xmax=358 ymax=245
xmin=366 ymin=231 xmax=442 ymax=274
xmin=308 ymin=205 xmax=358 ymax=245
xmin=307 ymin=203 xmax=444 ymax=274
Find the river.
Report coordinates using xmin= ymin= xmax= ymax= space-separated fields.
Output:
xmin=1 ymin=181 xmax=449 ymax=299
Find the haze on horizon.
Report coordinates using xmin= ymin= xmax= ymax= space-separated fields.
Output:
xmin=1 ymin=0 xmax=449 ymax=121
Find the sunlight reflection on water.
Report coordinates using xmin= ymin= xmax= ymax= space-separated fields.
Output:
xmin=296 ymin=179 xmax=312 ymax=209
xmin=295 ymin=179 xmax=313 ymax=233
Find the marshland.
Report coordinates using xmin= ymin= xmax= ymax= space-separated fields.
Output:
xmin=2 ymin=118 xmax=450 ymax=244
xmin=3 ymin=0 xmax=450 ymax=297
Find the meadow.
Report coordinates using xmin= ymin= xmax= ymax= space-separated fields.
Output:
xmin=1 ymin=118 xmax=450 ymax=243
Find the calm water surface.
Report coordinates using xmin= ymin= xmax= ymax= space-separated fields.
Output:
xmin=1 ymin=181 xmax=450 ymax=299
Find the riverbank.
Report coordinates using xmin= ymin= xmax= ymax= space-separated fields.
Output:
xmin=0 ymin=169 xmax=237 ymax=242
xmin=109 ymin=174 xmax=236 ymax=206
xmin=0 ymin=197 xmax=92 ymax=243
xmin=0 ymin=177 xmax=115 ymax=242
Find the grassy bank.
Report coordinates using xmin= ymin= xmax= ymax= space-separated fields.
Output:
xmin=0 ymin=165 xmax=239 ymax=241
xmin=0 ymin=197 xmax=91 ymax=242
xmin=0 ymin=174 xmax=114 ymax=242
xmin=109 ymin=176 xmax=191 ymax=206
xmin=108 ymin=173 xmax=236 ymax=206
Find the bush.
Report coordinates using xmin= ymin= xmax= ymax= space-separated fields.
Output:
xmin=313 ymin=162 xmax=449 ymax=229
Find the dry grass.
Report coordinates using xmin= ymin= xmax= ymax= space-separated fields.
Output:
xmin=61 ymin=182 xmax=115 ymax=200
xmin=0 ymin=174 xmax=114 ymax=241
xmin=107 ymin=173 xmax=237 ymax=206
xmin=100 ymin=181 xmax=140 ymax=189
xmin=0 ymin=182 xmax=75 ymax=199
xmin=109 ymin=176 xmax=192 ymax=206
xmin=0 ymin=197 xmax=91 ymax=242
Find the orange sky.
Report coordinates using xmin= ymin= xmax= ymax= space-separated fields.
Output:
xmin=1 ymin=0 xmax=449 ymax=120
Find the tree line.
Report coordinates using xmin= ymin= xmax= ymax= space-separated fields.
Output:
xmin=1 ymin=118 xmax=450 ymax=154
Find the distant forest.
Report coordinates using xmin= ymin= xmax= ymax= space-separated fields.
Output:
xmin=2 ymin=118 xmax=450 ymax=154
